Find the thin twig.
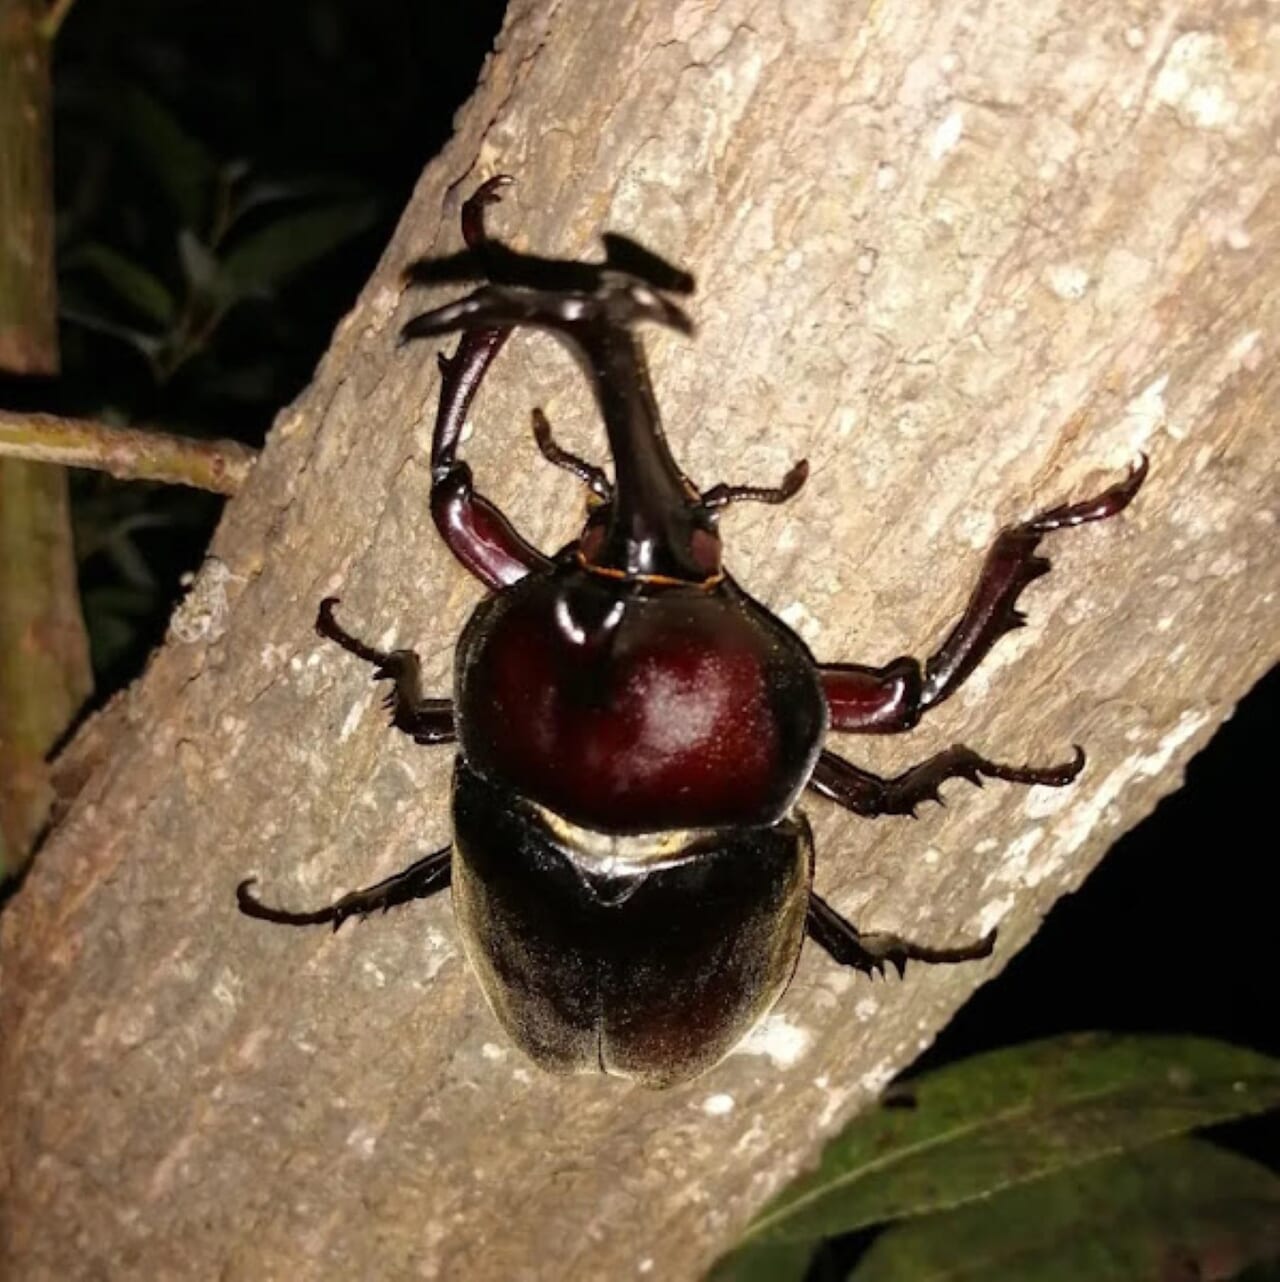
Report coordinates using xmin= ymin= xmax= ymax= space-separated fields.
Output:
xmin=0 ymin=411 xmax=257 ymax=495
xmin=39 ymin=0 xmax=78 ymax=40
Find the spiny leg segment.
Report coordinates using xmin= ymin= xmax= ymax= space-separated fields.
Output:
xmin=804 ymin=462 xmax=1146 ymax=976
xmin=410 ymin=175 xmax=551 ymax=591
xmin=810 ymin=743 xmax=1085 ymax=819
xmin=238 ymin=845 xmax=452 ymax=932
xmin=316 ymin=598 xmax=454 ymax=746
xmin=820 ymin=458 xmax=1148 ymax=734
xmin=806 ymin=892 xmax=995 ymax=979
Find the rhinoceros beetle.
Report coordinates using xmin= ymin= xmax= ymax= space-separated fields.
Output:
xmin=239 ymin=178 xmax=1147 ymax=1086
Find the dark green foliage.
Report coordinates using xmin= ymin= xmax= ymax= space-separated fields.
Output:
xmin=850 ymin=1139 xmax=1280 ymax=1282
xmin=45 ymin=0 xmax=506 ymax=689
xmin=713 ymin=1035 xmax=1280 ymax=1282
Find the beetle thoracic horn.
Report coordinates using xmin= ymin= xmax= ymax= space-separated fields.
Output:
xmin=403 ymin=279 xmax=722 ymax=585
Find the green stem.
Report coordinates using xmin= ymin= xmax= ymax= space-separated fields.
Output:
xmin=0 ymin=411 xmax=258 ymax=495
xmin=39 ymin=0 xmax=76 ymax=40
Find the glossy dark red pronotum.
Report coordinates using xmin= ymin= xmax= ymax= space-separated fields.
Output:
xmin=239 ymin=179 xmax=1148 ymax=1086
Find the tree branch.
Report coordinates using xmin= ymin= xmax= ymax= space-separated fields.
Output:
xmin=0 ymin=0 xmax=90 ymax=875
xmin=0 ymin=410 xmax=257 ymax=494
xmin=38 ymin=0 xmax=76 ymax=41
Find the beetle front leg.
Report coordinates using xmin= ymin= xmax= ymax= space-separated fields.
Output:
xmin=808 ymin=743 xmax=1084 ymax=818
xmin=821 ymin=458 xmax=1148 ymax=732
xmin=428 ymin=452 xmax=553 ymax=591
xmin=238 ymin=845 xmax=452 ymax=932
xmin=807 ymin=892 xmax=995 ymax=979
xmin=404 ymin=177 xmax=553 ymax=591
xmin=317 ymin=598 xmax=455 ymax=745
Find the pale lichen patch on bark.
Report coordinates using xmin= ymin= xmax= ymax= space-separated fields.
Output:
xmin=734 ymin=1012 xmax=814 ymax=1069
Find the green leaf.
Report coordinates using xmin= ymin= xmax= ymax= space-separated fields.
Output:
xmin=177 ymin=229 xmax=222 ymax=298
xmin=735 ymin=1035 xmax=1280 ymax=1249
xmin=120 ymin=86 xmax=217 ymax=228
xmin=849 ymin=1138 xmax=1280 ymax=1282
xmin=225 ymin=174 xmax=368 ymax=230
xmin=220 ymin=199 xmax=379 ymax=296
xmin=58 ymin=302 xmax=164 ymax=364
xmin=706 ymin=1241 xmax=815 ymax=1282
xmin=63 ymin=243 xmax=177 ymax=327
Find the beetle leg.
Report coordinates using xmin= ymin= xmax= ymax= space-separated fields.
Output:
xmin=238 ymin=845 xmax=452 ymax=932
xmin=807 ymin=892 xmax=995 ymax=979
xmin=316 ymin=598 xmax=455 ymax=745
xmin=429 ymin=456 xmax=553 ymax=591
xmin=429 ymin=326 xmax=553 ymax=592
xmin=918 ymin=457 xmax=1148 ymax=710
xmin=808 ymin=743 xmax=1084 ymax=818
xmin=404 ymin=178 xmax=553 ymax=591
xmin=531 ymin=408 xmax=612 ymax=501
xmin=700 ymin=459 xmax=809 ymax=510
xmin=821 ymin=457 xmax=1148 ymax=732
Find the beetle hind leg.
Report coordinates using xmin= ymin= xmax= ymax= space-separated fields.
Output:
xmin=807 ymin=892 xmax=994 ymax=979
xmin=809 ymin=743 xmax=1084 ymax=818
xmin=316 ymin=598 xmax=455 ymax=745
xmin=238 ymin=845 xmax=452 ymax=932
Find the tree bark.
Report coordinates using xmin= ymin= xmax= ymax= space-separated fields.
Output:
xmin=3 ymin=1 xmax=1278 ymax=1278
xmin=0 ymin=0 xmax=56 ymax=371
xmin=0 ymin=0 xmax=93 ymax=873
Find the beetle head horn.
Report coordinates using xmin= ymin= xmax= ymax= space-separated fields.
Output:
xmin=403 ymin=277 xmax=722 ymax=585
xmin=399 ymin=278 xmax=692 ymax=345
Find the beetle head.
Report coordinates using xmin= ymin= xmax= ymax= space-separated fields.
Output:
xmin=405 ymin=273 xmax=726 ymax=587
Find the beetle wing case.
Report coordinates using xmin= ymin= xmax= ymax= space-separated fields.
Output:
xmin=451 ymin=758 xmax=813 ymax=1086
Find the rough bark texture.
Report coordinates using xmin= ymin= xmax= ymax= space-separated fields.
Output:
xmin=3 ymin=1 xmax=1278 ymax=1278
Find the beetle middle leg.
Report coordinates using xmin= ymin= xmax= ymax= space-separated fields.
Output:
xmin=530 ymin=404 xmax=811 ymax=515
xmin=531 ymin=407 xmax=613 ymax=501
xmin=238 ymin=845 xmax=452 ymax=932
xmin=821 ymin=458 xmax=1148 ymax=733
xmin=700 ymin=458 xmax=810 ymax=510
xmin=807 ymin=892 xmax=994 ymax=979
xmin=808 ymin=743 xmax=1084 ymax=818
xmin=316 ymin=598 xmax=455 ymax=745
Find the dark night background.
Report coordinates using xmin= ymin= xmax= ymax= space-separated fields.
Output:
xmin=19 ymin=0 xmax=1278 ymax=1274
